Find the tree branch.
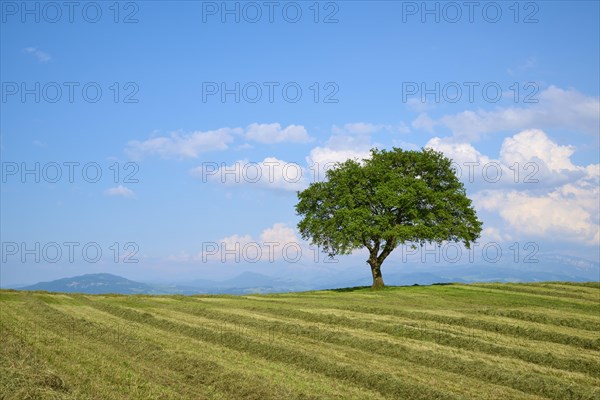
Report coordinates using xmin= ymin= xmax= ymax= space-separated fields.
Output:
xmin=377 ymin=238 xmax=396 ymax=265
xmin=372 ymin=239 xmax=380 ymax=256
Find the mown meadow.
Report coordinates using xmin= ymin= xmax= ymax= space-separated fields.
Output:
xmin=1 ymin=281 xmax=599 ymax=399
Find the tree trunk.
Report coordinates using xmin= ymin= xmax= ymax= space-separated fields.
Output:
xmin=369 ymin=260 xmax=385 ymax=289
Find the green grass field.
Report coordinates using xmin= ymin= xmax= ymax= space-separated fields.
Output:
xmin=1 ymin=282 xmax=599 ymax=399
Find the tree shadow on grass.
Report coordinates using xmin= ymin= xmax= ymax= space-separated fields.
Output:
xmin=328 ymin=286 xmax=372 ymax=293
xmin=327 ymin=282 xmax=456 ymax=293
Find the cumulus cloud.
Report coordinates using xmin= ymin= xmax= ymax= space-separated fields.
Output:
xmin=190 ymin=157 xmax=306 ymax=192
xmin=199 ymin=223 xmax=303 ymax=263
xmin=219 ymin=234 xmax=254 ymax=249
xmin=259 ymin=223 xmax=299 ymax=245
xmin=411 ymin=113 xmax=436 ymax=133
xmin=307 ymin=146 xmax=371 ymax=168
xmin=305 ymin=124 xmax=412 ymax=182
xmin=192 ymin=121 xmax=406 ymax=191
xmin=104 ymin=185 xmax=135 ymax=198
xmin=307 ymin=139 xmax=373 ymax=182
xmin=499 ymin=129 xmax=578 ymax=172
xmin=309 ymin=131 xmax=376 ymax=163
xmin=126 ymin=128 xmax=239 ymax=159
xmin=245 ymin=123 xmax=312 ymax=144
xmin=427 ymin=129 xmax=599 ymax=245
xmin=426 ymin=137 xmax=490 ymax=167
xmin=425 ymin=129 xmax=588 ymax=187
xmin=22 ymin=47 xmax=51 ymax=63
xmin=413 ymin=86 xmax=599 ymax=138
xmin=426 ymin=129 xmax=600 ymax=245
xmin=475 ymin=178 xmax=599 ymax=245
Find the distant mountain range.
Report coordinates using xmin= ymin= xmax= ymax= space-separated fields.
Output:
xmin=7 ymin=253 xmax=599 ymax=295
xmin=18 ymin=273 xmax=159 ymax=294
xmin=15 ymin=272 xmax=304 ymax=295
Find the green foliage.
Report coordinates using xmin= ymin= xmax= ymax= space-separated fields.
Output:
xmin=296 ymin=147 xmax=482 ymax=285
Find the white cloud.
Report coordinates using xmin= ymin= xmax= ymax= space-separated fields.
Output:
xmin=219 ymin=234 xmax=254 ymax=249
xmin=191 ymin=157 xmax=306 ymax=192
xmin=475 ymin=176 xmax=599 ymax=245
xmin=245 ymin=123 xmax=312 ymax=144
xmin=305 ymin=133 xmax=384 ymax=181
xmin=307 ymin=134 xmax=374 ymax=165
xmin=413 ymin=86 xmax=599 ymax=139
xmin=307 ymin=139 xmax=372 ymax=182
xmin=259 ymin=223 xmax=299 ymax=245
xmin=499 ymin=129 xmax=578 ymax=172
xmin=392 ymin=140 xmax=420 ymax=151
xmin=22 ymin=47 xmax=51 ymax=63
xmin=126 ymin=123 xmax=310 ymax=159
xmin=307 ymin=146 xmax=371 ymax=167
xmin=236 ymin=143 xmax=254 ymax=150
xmin=507 ymin=56 xmax=537 ymax=76
xmin=406 ymin=98 xmax=435 ymax=113
xmin=480 ymin=227 xmax=512 ymax=243
xmin=126 ymin=128 xmax=238 ymax=159
xmin=199 ymin=223 xmax=303 ymax=263
xmin=427 ymin=129 xmax=599 ymax=245
xmin=425 ymin=136 xmax=490 ymax=166
xmin=425 ymin=129 xmax=588 ymax=187
xmin=104 ymin=185 xmax=135 ymax=198
xmin=411 ymin=113 xmax=437 ymax=133
xmin=192 ymin=122 xmax=406 ymax=191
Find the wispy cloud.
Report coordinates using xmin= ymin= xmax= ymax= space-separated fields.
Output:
xmin=104 ymin=185 xmax=135 ymax=198
xmin=245 ymin=123 xmax=312 ymax=144
xmin=412 ymin=86 xmax=599 ymax=139
xmin=126 ymin=123 xmax=312 ymax=160
xmin=126 ymin=128 xmax=239 ymax=160
xmin=22 ymin=47 xmax=51 ymax=63
xmin=507 ymin=56 xmax=537 ymax=76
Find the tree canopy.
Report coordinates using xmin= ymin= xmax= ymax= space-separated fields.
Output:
xmin=295 ymin=147 xmax=482 ymax=288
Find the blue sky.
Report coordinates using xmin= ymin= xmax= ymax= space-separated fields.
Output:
xmin=1 ymin=1 xmax=599 ymax=286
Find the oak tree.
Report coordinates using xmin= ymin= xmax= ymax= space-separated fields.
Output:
xmin=296 ymin=148 xmax=482 ymax=288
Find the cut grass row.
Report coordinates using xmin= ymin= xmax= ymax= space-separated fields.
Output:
xmin=1 ymin=282 xmax=598 ymax=399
